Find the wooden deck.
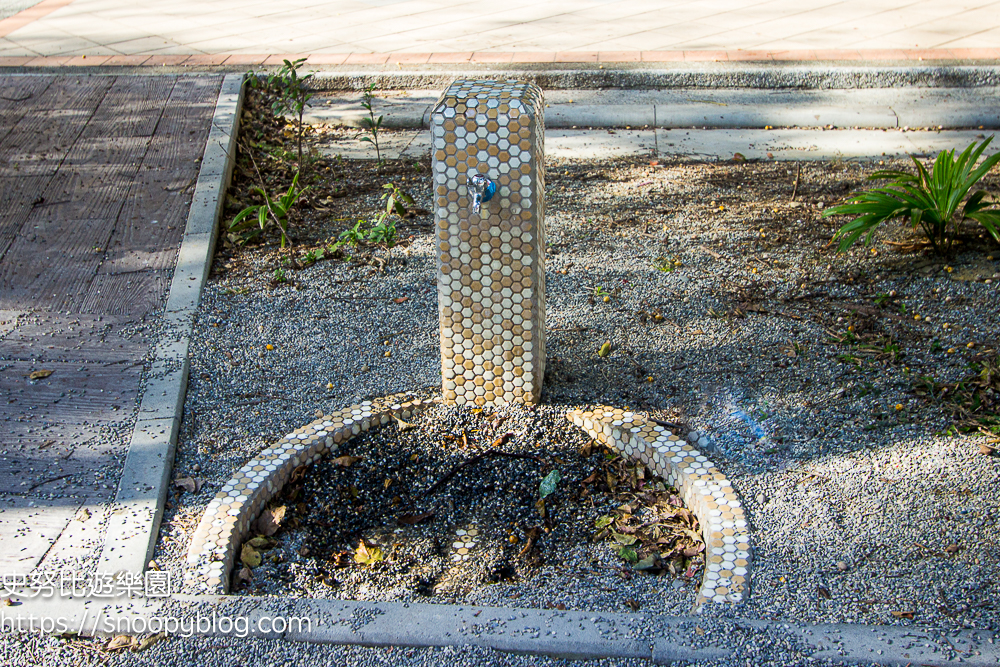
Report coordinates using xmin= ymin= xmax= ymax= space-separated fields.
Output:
xmin=0 ymin=74 xmax=221 ymax=574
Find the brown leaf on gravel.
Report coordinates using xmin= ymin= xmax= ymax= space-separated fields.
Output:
xmin=333 ymin=455 xmax=364 ymax=467
xmin=945 ymin=543 xmax=960 ymax=554
xmin=817 ymin=586 xmax=832 ymax=599
xmin=256 ymin=506 xmax=286 ymax=536
xmin=393 ymin=297 xmax=409 ymax=303
xmin=135 ymin=632 xmax=167 ymax=652
xmin=28 ymin=369 xmax=53 ymax=380
xmin=241 ymin=543 xmax=261 ymax=568
xmin=891 ymin=611 xmax=915 ymax=619
xmin=979 ymin=443 xmax=995 ymax=456
xmin=106 ymin=635 xmax=136 ymax=651
xmin=397 ymin=510 xmax=435 ymax=525
xmin=173 ymin=477 xmax=203 ymax=493
xmin=491 ymin=433 xmax=512 ymax=448
xmin=394 ymin=416 xmax=418 ymax=431
xmin=290 ymin=465 xmax=308 ymax=483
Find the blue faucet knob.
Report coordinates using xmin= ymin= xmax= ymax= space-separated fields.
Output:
xmin=469 ymin=174 xmax=496 ymax=214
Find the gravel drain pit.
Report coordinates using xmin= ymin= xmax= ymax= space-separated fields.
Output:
xmin=237 ymin=402 xmax=709 ymax=614
xmin=185 ymin=387 xmax=749 ymax=611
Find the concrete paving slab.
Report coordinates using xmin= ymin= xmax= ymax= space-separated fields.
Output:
xmin=319 ymin=130 xmax=423 ymax=161
xmin=656 ymin=128 xmax=1000 ymax=161
xmin=306 ymin=86 xmax=1000 ymax=130
xmin=0 ymin=496 xmax=81 ymax=575
xmin=548 ymin=129 xmax=656 ymax=159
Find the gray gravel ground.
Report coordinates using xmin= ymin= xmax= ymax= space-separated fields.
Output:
xmin=133 ymin=151 xmax=1000 ymax=666
xmin=0 ymin=630 xmax=841 ymax=667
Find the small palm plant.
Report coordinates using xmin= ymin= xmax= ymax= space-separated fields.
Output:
xmin=823 ymin=137 xmax=1000 ymax=253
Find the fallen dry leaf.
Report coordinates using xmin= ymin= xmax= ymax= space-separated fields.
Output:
xmin=333 ymin=455 xmax=364 ymax=468
xmin=817 ymin=585 xmax=832 ymax=600
xmin=241 ymin=543 xmax=261 ymax=568
xmin=135 ymin=632 xmax=167 ymax=652
xmin=106 ymin=635 xmax=136 ymax=651
xmin=173 ymin=477 xmax=203 ymax=493
xmin=393 ymin=297 xmax=409 ymax=303
xmin=237 ymin=566 xmax=252 ymax=583
xmin=29 ymin=369 xmax=53 ymax=380
xmin=255 ymin=506 xmax=286 ymax=536
xmin=945 ymin=543 xmax=960 ymax=554
xmin=891 ymin=611 xmax=915 ymax=619
xmin=394 ymin=416 xmax=418 ymax=432
xmin=354 ymin=540 xmax=384 ymax=565
xmin=979 ymin=443 xmax=995 ymax=456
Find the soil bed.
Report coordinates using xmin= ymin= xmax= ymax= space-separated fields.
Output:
xmin=243 ymin=402 xmax=705 ymax=612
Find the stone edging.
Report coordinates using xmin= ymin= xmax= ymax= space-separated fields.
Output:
xmin=96 ymin=73 xmax=245 ymax=578
xmin=568 ymin=407 xmax=750 ymax=606
xmin=186 ymin=393 xmax=438 ymax=593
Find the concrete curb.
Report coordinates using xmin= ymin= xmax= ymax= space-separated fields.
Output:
xmin=5 ymin=594 xmax=998 ymax=665
xmin=304 ymin=64 xmax=1000 ymax=91
xmin=96 ymin=73 xmax=244 ymax=578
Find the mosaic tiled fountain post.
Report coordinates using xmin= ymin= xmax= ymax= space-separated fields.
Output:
xmin=432 ymin=79 xmax=545 ymax=407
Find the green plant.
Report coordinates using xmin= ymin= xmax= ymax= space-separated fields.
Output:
xmin=358 ymin=83 xmax=384 ymax=167
xmin=367 ymin=218 xmax=397 ymax=247
xmin=916 ymin=355 xmax=1000 ymax=436
xmin=300 ymin=248 xmax=325 ymax=266
xmin=652 ymin=257 xmax=674 ymax=272
xmin=229 ymin=171 xmax=307 ymax=248
xmin=273 ymin=267 xmax=287 ymax=283
xmin=381 ymin=181 xmax=414 ymax=217
xmin=339 ymin=219 xmax=368 ymax=246
xmin=251 ymin=58 xmax=314 ymax=168
xmin=823 ymin=137 xmax=1000 ymax=253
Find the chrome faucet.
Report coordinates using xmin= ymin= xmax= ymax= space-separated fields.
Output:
xmin=469 ymin=174 xmax=496 ymax=214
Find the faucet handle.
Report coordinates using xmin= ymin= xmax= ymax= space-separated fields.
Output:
xmin=469 ymin=174 xmax=496 ymax=215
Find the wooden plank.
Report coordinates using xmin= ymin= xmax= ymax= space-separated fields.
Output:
xmin=0 ymin=76 xmax=54 ymax=143
xmin=0 ymin=360 xmax=141 ymax=493
xmin=0 ymin=216 xmax=115 ymax=311
xmin=0 ymin=175 xmax=52 ymax=261
xmin=18 ymin=162 xmax=140 ymax=225
xmin=0 ymin=309 xmax=21 ymax=338
xmin=0 ymin=77 xmax=115 ymax=180
xmin=0 ymin=360 xmax=141 ymax=437
xmin=100 ymin=168 xmax=192 ymax=273
xmin=101 ymin=76 xmax=221 ymax=273
xmin=78 ymin=269 xmax=171 ymax=318
xmin=0 ymin=312 xmax=150 ymax=363
xmin=80 ymin=75 xmax=176 ymax=139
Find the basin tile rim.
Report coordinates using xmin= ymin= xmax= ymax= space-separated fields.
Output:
xmin=567 ymin=407 xmax=751 ymax=608
xmin=185 ymin=392 xmax=438 ymax=593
